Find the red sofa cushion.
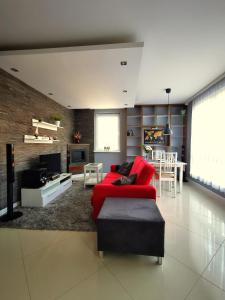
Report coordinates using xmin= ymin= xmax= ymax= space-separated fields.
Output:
xmin=129 ymin=156 xmax=144 ymax=174
xmin=110 ymin=164 xmax=118 ymax=172
xmin=129 ymin=156 xmax=155 ymax=185
xmin=135 ymin=161 xmax=155 ymax=185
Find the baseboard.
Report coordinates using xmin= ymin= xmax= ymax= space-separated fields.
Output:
xmin=188 ymin=178 xmax=225 ymax=204
xmin=0 ymin=202 xmax=19 ymax=217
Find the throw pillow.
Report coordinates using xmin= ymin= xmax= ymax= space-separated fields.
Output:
xmin=112 ymin=173 xmax=137 ymax=186
xmin=117 ymin=162 xmax=133 ymax=176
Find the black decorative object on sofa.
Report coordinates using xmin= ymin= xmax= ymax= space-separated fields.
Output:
xmin=117 ymin=162 xmax=133 ymax=176
xmin=97 ymin=197 xmax=165 ymax=264
xmin=112 ymin=173 xmax=137 ymax=186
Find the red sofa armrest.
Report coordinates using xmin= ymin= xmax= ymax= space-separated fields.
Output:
xmin=91 ymin=184 xmax=156 ymax=220
xmin=110 ymin=164 xmax=120 ymax=172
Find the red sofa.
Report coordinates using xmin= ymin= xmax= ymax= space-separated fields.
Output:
xmin=91 ymin=156 xmax=156 ymax=220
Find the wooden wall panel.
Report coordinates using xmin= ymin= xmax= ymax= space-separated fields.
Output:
xmin=0 ymin=68 xmax=74 ymax=209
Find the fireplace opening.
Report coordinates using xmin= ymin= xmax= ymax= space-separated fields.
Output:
xmin=71 ymin=149 xmax=86 ymax=163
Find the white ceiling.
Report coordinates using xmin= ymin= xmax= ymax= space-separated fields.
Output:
xmin=0 ymin=43 xmax=143 ymax=109
xmin=1 ymin=0 xmax=225 ymax=106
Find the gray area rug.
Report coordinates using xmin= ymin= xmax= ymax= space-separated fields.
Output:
xmin=0 ymin=180 xmax=96 ymax=231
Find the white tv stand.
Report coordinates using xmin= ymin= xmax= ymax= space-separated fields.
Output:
xmin=21 ymin=173 xmax=72 ymax=207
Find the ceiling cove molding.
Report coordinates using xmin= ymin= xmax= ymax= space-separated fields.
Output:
xmin=0 ymin=42 xmax=144 ymax=56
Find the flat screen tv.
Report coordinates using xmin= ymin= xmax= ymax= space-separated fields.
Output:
xmin=144 ymin=128 xmax=165 ymax=144
xmin=40 ymin=153 xmax=61 ymax=174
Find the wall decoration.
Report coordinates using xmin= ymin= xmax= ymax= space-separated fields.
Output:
xmin=144 ymin=129 xmax=165 ymax=144
xmin=127 ymin=129 xmax=134 ymax=136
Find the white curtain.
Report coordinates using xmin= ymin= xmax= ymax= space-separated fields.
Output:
xmin=190 ymin=79 xmax=225 ymax=193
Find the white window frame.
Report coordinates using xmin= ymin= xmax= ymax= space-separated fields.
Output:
xmin=94 ymin=113 xmax=120 ymax=152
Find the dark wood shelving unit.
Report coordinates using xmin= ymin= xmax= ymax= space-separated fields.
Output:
xmin=126 ymin=105 xmax=186 ymax=161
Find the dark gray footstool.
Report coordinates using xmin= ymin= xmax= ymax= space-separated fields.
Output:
xmin=96 ymin=197 xmax=165 ymax=264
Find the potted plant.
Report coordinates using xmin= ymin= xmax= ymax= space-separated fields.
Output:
xmin=52 ymin=114 xmax=63 ymax=127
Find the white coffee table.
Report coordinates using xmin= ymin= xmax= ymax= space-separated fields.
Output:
xmin=84 ymin=163 xmax=103 ymax=187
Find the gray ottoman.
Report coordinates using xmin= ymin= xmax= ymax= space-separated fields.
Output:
xmin=96 ymin=197 xmax=165 ymax=264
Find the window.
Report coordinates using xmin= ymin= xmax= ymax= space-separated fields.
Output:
xmin=95 ymin=113 xmax=120 ymax=152
xmin=190 ymin=80 xmax=225 ymax=193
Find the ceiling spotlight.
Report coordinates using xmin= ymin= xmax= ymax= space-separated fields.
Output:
xmin=67 ymin=105 xmax=71 ymax=108
xmin=123 ymin=90 xmax=127 ymax=93
xmin=48 ymin=93 xmax=53 ymax=96
xmin=124 ymin=104 xmax=128 ymax=106
xmin=10 ymin=67 xmax=19 ymax=72
xmin=120 ymin=61 xmax=127 ymax=66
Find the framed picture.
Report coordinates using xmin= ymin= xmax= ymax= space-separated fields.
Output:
xmin=144 ymin=128 xmax=165 ymax=144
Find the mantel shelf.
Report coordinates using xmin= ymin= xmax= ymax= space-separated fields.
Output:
xmin=32 ymin=119 xmax=63 ymax=131
xmin=24 ymin=135 xmax=60 ymax=144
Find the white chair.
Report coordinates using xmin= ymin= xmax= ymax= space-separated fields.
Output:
xmin=151 ymin=150 xmax=165 ymax=186
xmin=158 ymin=153 xmax=177 ymax=198
xmin=152 ymin=150 xmax=166 ymax=160
xmin=164 ymin=152 xmax=178 ymax=163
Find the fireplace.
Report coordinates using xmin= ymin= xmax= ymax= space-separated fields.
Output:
xmin=67 ymin=144 xmax=90 ymax=174
xmin=71 ymin=149 xmax=86 ymax=163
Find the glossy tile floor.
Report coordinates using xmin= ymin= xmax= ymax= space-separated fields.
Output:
xmin=0 ymin=182 xmax=225 ymax=300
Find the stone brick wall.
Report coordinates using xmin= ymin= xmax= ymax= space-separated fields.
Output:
xmin=74 ymin=109 xmax=94 ymax=162
xmin=0 ymin=68 xmax=74 ymax=209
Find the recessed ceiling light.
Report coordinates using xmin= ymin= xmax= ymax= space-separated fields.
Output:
xmin=10 ymin=67 xmax=19 ymax=72
xmin=123 ymin=90 xmax=127 ymax=93
xmin=67 ymin=105 xmax=71 ymax=108
xmin=48 ymin=93 xmax=53 ymax=96
xmin=124 ymin=104 xmax=128 ymax=106
xmin=120 ymin=61 xmax=127 ymax=66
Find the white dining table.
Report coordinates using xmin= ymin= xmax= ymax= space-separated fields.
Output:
xmin=148 ymin=160 xmax=187 ymax=193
